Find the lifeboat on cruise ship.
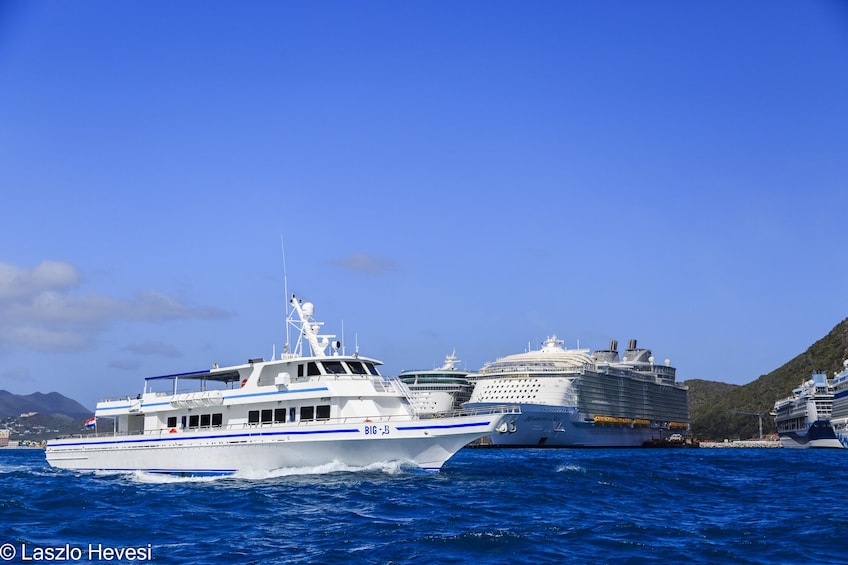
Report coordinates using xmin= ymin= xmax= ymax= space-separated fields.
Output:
xmin=593 ymin=415 xmax=633 ymax=425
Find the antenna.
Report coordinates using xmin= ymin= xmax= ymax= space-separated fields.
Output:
xmin=281 ymin=235 xmax=290 ymax=355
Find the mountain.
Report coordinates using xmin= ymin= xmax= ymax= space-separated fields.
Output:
xmin=0 ymin=390 xmax=92 ymax=419
xmin=686 ymin=316 xmax=848 ymax=440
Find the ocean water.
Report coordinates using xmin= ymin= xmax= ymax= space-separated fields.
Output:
xmin=1 ymin=447 xmax=844 ymax=564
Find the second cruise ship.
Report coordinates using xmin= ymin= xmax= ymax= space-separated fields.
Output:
xmin=464 ymin=337 xmax=690 ymax=447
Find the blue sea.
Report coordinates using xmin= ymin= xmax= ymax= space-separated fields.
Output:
xmin=1 ymin=447 xmax=844 ymax=564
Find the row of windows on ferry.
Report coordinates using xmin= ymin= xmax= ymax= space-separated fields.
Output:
xmin=166 ymin=405 xmax=331 ymax=429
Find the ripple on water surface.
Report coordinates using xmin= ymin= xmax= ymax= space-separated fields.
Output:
xmin=1 ymin=447 xmax=846 ymax=564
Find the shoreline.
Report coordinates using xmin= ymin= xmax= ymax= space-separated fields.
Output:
xmin=699 ymin=440 xmax=782 ymax=448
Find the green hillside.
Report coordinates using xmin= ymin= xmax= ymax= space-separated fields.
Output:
xmin=685 ymin=317 xmax=848 ymax=440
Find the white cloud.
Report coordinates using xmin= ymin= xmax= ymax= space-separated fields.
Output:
xmin=4 ymin=326 xmax=91 ymax=352
xmin=0 ymin=260 xmax=230 ymax=353
xmin=0 ymin=260 xmax=79 ymax=303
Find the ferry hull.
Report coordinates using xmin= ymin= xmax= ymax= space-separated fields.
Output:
xmin=46 ymin=412 xmax=517 ymax=473
xmin=777 ymin=420 xmax=843 ymax=449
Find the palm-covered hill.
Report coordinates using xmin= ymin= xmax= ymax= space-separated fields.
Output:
xmin=685 ymin=317 xmax=848 ymax=440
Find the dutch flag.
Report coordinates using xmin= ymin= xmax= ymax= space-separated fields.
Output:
xmin=85 ymin=417 xmax=96 ymax=429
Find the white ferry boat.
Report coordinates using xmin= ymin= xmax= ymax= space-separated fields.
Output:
xmin=463 ymin=338 xmax=690 ymax=447
xmin=45 ymin=295 xmax=519 ymax=474
xmin=397 ymin=351 xmax=474 ymax=415
xmin=827 ymin=360 xmax=848 ymax=448
xmin=772 ymin=370 xmax=842 ymax=449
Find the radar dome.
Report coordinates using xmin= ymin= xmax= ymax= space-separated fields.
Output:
xmin=303 ymin=302 xmax=314 ymax=317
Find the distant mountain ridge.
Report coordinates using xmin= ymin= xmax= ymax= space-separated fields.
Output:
xmin=0 ymin=390 xmax=92 ymax=419
xmin=686 ymin=316 xmax=848 ymax=440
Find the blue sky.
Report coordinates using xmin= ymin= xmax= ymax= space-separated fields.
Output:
xmin=1 ymin=1 xmax=847 ymax=410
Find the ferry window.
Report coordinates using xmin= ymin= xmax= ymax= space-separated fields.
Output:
xmin=364 ymin=362 xmax=379 ymax=376
xmin=167 ymin=417 xmax=177 ymax=428
xmin=200 ymin=414 xmax=211 ymax=427
xmin=316 ymin=405 xmax=330 ymax=420
xmin=212 ymin=413 xmax=223 ymax=427
xmin=248 ymin=410 xmax=260 ymax=424
xmin=346 ymin=361 xmax=367 ymax=375
xmin=298 ymin=364 xmax=305 ymax=378
xmin=323 ymin=361 xmax=346 ymax=374
xmin=189 ymin=415 xmax=200 ymax=428
xmin=274 ymin=408 xmax=286 ymax=423
xmin=181 ymin=416 xmax=187 ymax=429
xmin=261 ymin=409 xmax=273 ymax=423
xmin=301 ymin=406 xmax=315 ymax=421
xmin=307 ymin=362 xmax=321 ymax=376
xmin=289 ymin=407 xmax=296 ymax=422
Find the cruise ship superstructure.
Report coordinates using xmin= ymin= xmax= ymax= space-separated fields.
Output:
xmin=464 ymin=337 xmax=690 ymax=447
xmin=397 ymin=351 xmax=474 ymax=415
xmin=45 ymin=295 xmax=519 ymax=474
xmin=772 ymin=369 xmax=842 ymax=449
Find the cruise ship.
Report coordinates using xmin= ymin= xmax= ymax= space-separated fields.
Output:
xmin=45 ymin=295 xmax=519 ymax=474
xmin=397 ymin=351 xmax=474 ymax=415
xmin=772 ymin=369 xmax=842 ymax=449
xmin=827 ymin=360 xmax=848 ymax=448
xmin=463 ymin=337 xmax=690 ymax=447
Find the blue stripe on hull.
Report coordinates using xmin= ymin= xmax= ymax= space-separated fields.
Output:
xmin=49 ymin=428 xmax=360 ymax=448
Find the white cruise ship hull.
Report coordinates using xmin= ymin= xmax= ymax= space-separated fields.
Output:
xmin=46 ymin=411 xmax=514 ymax=474
xmin=777 ymin=420 xmax=843 ymax=449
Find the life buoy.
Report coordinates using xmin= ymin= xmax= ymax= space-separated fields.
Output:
xmin=169 ymin=428 xmax=177 ymax=434
xmin=363 ymin=419 xmax=372 ymax=423
xmin=241 ymin=379 xmax=247 ymax=388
